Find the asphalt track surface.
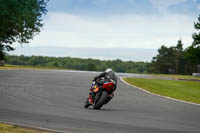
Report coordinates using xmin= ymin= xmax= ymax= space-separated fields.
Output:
xmin=0 ymin=69 xmax=200 ymax=133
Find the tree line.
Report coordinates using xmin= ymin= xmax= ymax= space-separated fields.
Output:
xmin=148 ymin=15 xmax=200 ymax=75
xmin=1 ymin=0 xmax=200 ymax=75
xmin=6 ymin=55 xmax=149 ymax=73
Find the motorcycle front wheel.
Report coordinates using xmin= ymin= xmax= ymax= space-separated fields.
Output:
xmin=93 ymin=91 xmax=108 ymax=110
xmin=84 ymin=98 xmax=90 ymax=108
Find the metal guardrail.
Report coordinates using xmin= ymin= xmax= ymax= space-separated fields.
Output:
xmin=193 ymin=73 xmax=200 ymax=77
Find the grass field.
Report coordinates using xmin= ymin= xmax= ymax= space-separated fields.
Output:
xmin=0 ymin=123 xmax=52 ymax=133
xmin=152 ymin=74 xmax=200 ymax=80
xmin=0 ymin=65 xmax=66 ymax=70
xmin=124 ymin=78 xmax=200 ymax=104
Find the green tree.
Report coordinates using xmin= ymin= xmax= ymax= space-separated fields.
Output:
xmin=87 ymin=62 xmax=96 ymax=71
xmin=0 ymin=0 xmax=48 ymax=60
xmin=185 ymin=14 xmax=200 ymax=73
xmin=150 ymin=45 xmax=174 ymax=74
xmin=150 ymin=40 xmax=185 ymax=74
xmin=192 ymin=15 xmax=200 ymax=47
xmin=6 ymin=55 xmax=149 ymax=74
xmin=184 ymin=46 xmax=200 ymax=73
xmin=174 ymin=39 xmax=184 ymax=74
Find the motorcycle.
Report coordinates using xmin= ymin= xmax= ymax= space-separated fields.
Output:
xmin=84 ymin=80 xmax=115 ymax=110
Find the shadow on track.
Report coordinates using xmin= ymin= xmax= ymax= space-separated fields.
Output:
xmin=81 ymin=106 xmax=120 ymax=112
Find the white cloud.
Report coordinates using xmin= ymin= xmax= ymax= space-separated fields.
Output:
xmin=148 ymin=0 xmax=187 ymax=14
xmin=22 ymin=12 xmax=195 ymax=49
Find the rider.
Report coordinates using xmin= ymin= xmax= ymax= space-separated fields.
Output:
xmin=88 ymin=68 xmax=117 ymax=104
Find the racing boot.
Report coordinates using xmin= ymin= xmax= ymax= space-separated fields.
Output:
xmin=88 ymin=94 xmax=94 ymax=104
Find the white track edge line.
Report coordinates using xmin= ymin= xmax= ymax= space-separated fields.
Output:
xmin=0 ymin=121 xmax=68 ymax=133
xmin=120 ymin=77 xmax=200 ymax=107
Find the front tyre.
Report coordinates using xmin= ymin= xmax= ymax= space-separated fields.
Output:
xmin=93 ymin=91 xmax=108 ymax=110
xmin=84 ymin=98 xmax=90 ymax=108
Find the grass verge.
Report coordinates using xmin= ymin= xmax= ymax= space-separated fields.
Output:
xmin=0 ymin=65 xmax=66 ymax=70
xmin=152 ymin=74 xmax=200 ymax=80
xmin=124 ymin=77 xmax=200 ymax=104
xmin=0 ymin=123 xmax=52 ymax=133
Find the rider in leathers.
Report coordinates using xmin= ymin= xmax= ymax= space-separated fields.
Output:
xmin=88 ymin=68 xmax=117 ymax=104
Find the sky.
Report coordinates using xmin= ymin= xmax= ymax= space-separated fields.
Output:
xmin=15 ymin=0 xmax=200 ymax=49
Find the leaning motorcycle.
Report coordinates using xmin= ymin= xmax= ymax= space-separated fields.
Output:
xmin=84 ymin=80 xmax=115 ymax=110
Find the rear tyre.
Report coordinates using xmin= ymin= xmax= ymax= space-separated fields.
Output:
xmin=93 ymin=91 xmax=108 ymax=110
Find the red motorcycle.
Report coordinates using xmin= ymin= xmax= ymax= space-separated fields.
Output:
xmin=84 ymin=80 xmax=115 ymax=110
